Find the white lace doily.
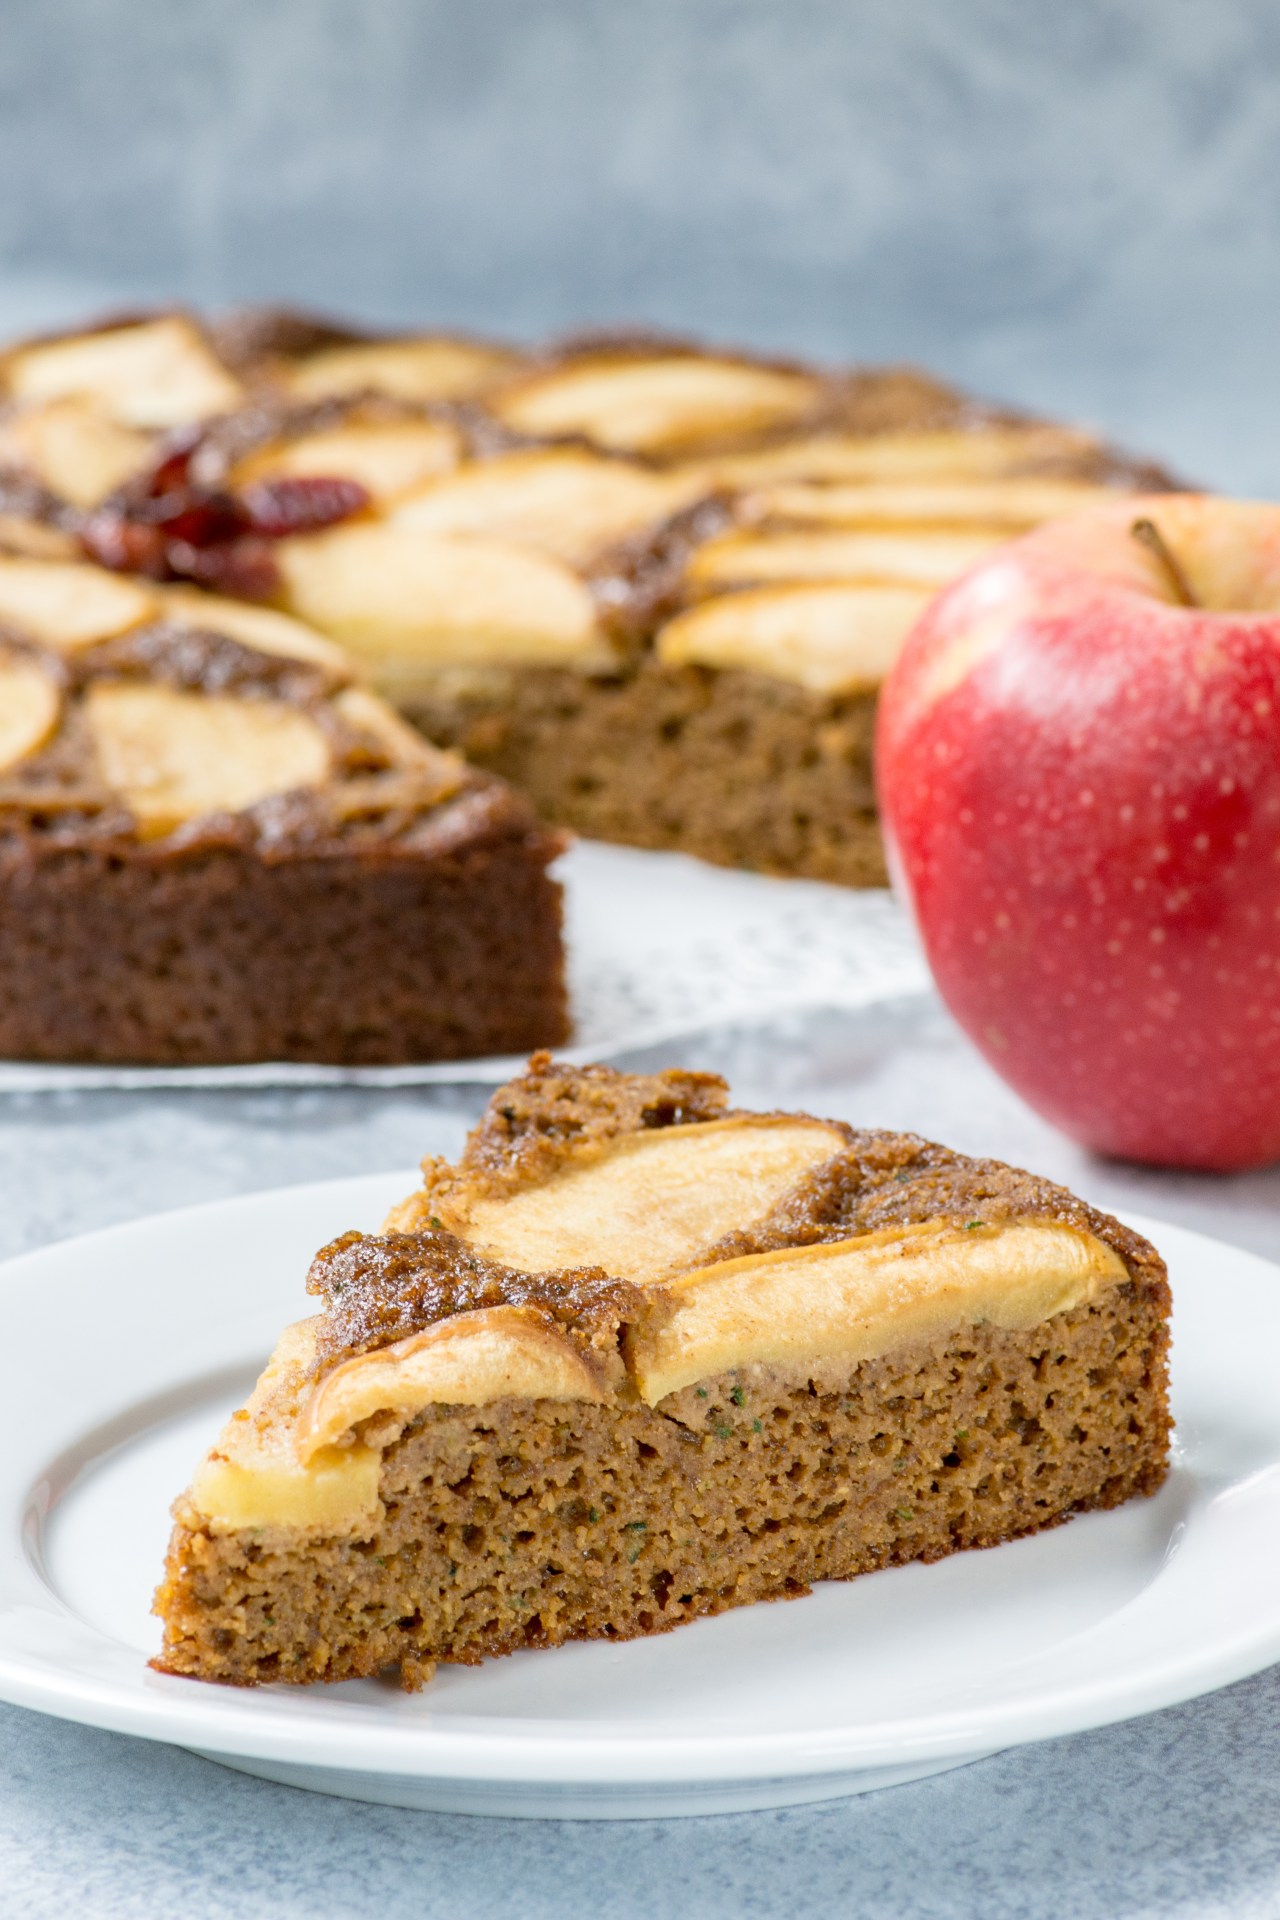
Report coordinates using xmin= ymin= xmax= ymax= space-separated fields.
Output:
xmin=0 ymin=841 xmax=929 ymax=1089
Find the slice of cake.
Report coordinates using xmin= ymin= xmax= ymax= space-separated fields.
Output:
xmin=0 ymin=553 xmax=567 ymax=1064
xmin=153 ymin=1055 xmax=1171 ymax=1688
xmin=1 ymin=311 xmax=1176 ymax=886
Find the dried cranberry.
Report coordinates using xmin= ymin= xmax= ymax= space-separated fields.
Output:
xmin=149 ymin=491 xmax=250 ymax=547
xmin=142 ymin=433 xmax=201 ymax=499
xmin=170 ymin=536 xmax=280 ymax=601
xmin=239 ymin=474 xmax=369 ymax=538
xmin=80 ymin=512 xmax=170 ymax=578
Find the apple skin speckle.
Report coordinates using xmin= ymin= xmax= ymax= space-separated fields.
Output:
xmin=877 ymin=494 xmax=1280 ymax=1172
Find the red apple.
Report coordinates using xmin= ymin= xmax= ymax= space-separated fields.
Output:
xmin=876 ymin=493 xmax=1280 ymax=1171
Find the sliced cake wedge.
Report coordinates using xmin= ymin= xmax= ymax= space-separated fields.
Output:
xmin=153 ymin=1055 xmax=1172 ymax=1688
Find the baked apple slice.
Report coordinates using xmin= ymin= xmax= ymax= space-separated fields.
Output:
xmin=154 ymin=585 xmax=350 ymax=670
xmin=275 ymin=522 xmax=611 ymax=680
xmin=85 ymin=681 xmax=332 ymax=835
xmin=3 ymin=316 xmax=243 ymax=428
xmin=491 ymin=353 xmax=820 ymax=454
xmin=744 ymin=476 xmax=1113 ymax=531
xmin=684 ymin=424 xmax=1104 ymax=489
xmin=391 ymin=448 xmax=696 ymax=565
xmin=282 ymin=337 xmax=518 ymax=404
xmin=0 ymin=653 xmax=60 ymax=771
xmin=0 ymin=556 xmax=157 ymax=650
xmin=0 ymin=398 xmax=157 ymax=507
xmin=658 ymin=581 xmax=933 ymax=693
xmin=686 ymin=527 xmax=1006 ymax=590
xmin=233 ymin=420 xmax=462 ymax=505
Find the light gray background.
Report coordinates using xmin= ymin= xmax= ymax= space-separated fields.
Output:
xmin=1 ymin=0 xmax=1278 ymax=491
xmin=4 ymin=8 xmax=1280 ymax=1913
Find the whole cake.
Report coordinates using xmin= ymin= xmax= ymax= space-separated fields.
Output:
xmin=153 ymin=1055 xmax=1172 ymax=1688
xmin=0 ymin=310 xmax=1174 ymax=884
xmin=0 ymin=550 xmax=567 ymax=1064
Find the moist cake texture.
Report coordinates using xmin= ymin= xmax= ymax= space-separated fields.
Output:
xmin=0 ymin=551 xmax=567 ymax=1063
xmin=0 ymin=311 xmax=1177 ymax=884
xmin=153 ymin=1055 xmax=1172 ymax=1688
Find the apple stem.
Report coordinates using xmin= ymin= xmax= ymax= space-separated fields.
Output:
xmin=1130 ymin=517 xmax=1198 ymax=608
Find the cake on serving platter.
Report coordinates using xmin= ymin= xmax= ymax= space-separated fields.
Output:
xmin=0 ymin=310 xmax=1176 ymax=885
xmin=0 ymin=549 xmax=567 ymax=1064
xmin=153 ymin=1054 xmax=1172 ymax=1689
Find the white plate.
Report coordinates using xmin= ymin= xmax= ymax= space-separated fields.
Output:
xmin=2 ymin=1175 xmax=1277 ymax=1820
xmin=0 ymin=841 xmax=926 ymax=1091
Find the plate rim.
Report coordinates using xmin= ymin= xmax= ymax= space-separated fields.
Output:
xmin=1 ymin=1181 xmax=1277 ymax=1789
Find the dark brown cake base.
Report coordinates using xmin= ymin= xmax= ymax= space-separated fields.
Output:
xmin=0 ymin=820 xmax=568 ymax=1065
xmin=404 ymin=659 xmax=886 ymax=887
xmin=155 ymin=1285 xmax=1169 ymax=1686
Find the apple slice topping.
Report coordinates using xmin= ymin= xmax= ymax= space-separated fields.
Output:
xmin=449 ymin=1116 xmax=848 ymax=1285
xmin=658 ymin=582 xmax=934 ymax=694
xmin=390 ymin=448 xmax=695 ymax=565
xmin=233 ymin=420 xmax=462 ymax=505
xmin=283 ymin=338 xmax=519 ymax=404
xmin=4 ymin=318 xmax=244 ymax=428
xmin=275 ymin=522 xmax=609 ymax=674
xmin=630 ymin=1219 xmax=1128 ymax=1405
xmin=0 ymin=655 xmax=60 ymax=772
xmin=681 ymin=424 xmax=1103 ymax=490
xmin=153 ymin=586 xmax=351 ymax=671
xmin=491 ymin=355 xmax=821 ymax=454
xmin=743 ymin=476 xmax=1113 ymax=531
xmin=85 ymin=681 xmax=332 ymax=834
xmin=331 ymin=685 xmax=464 ymax=786
xmin=0 ymin=517 xmax=80 ymax=562
xmin=0 ymin=557 xmax=156 ymax=650
xmin=297 ymin=1307 xmax=611 ymax=1460
xmin=686 ymin=527 xmax=1006 ymax=590
xmin=0 ymin=398 xmax=157 ymax=508
xmin=186 ymin=1319 xmax=384 ymax=1533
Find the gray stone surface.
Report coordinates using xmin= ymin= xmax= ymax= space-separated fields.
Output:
xmin=3 ymin=996 xmax=1280 ymax=1917
xmin=1 ymin=0 xmax=1279 ymax=492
